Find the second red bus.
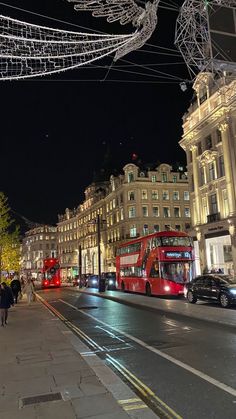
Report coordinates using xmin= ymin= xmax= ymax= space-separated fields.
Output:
xmin=116 ymin=231 xmax=194 ymax=296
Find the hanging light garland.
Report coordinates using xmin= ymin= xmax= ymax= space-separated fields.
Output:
xmin=0 ymin=0 xmax=159 ymax=80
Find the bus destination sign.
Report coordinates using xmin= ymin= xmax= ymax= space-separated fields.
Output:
xmin=165 ymin=251 xmax=191 ymax=259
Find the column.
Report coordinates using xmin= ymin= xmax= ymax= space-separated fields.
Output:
xmin=219 ymin=122 xmax=236 ymax=216
xmin=229 ymin=225 xmax=236 ymax=276
xmin=190 ymin=145 xmax=201 ymax=225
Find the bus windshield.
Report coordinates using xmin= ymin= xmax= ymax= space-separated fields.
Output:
xmin=160 ymin=262 xmax=192 ymax=283
xmin=161 ymin=236 xmax=192 ymax=247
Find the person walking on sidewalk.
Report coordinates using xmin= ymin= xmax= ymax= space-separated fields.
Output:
xmin=23 ymin=278 xmax=35 ymax=305
xmin=10 ymin=275 xmax=22 ymax=304
xmin=0 ymin=282 xmax=14 ymax=326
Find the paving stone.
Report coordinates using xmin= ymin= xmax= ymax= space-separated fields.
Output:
xmin=80 ymin=375 xmax=108 ymax=396
xmin=35 ymin=400 xmax=76 ymax=418
xmin=71 ymin=393 xmax=123 ymax=418
xmin=53 ymin=371 xmax=81 ymax=386
xmin=5 ymin=377 xmax=55 ymax=397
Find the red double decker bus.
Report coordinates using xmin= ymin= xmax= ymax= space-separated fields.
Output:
xmin=116 ymin=231 xmax=194 ymax=296
xmin=42 ymin=258 xmax=61 ymax=288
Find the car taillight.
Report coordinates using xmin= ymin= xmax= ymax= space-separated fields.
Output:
xmin=56 ymin=281 xmax=59 ymax=284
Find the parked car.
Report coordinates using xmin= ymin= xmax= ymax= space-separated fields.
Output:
xmin=87 ymin=274 xmax=99 ymax=288
xmin=102 ymin=272 xmax=116 ymax=290
xmin=185 ymin=274 xmax=236 ymax=308
xmin=72 ymin=275 xmax=88 ymax=287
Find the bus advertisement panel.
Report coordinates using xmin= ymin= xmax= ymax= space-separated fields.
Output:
xmin=116 ymin=231 xmax=194 ymax=296
xmin=42 ymin=258 xmax=61 ymax=288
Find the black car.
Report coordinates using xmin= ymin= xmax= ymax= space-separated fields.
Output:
xmin=185 ymin=275 xmax=236 ymax=308
xmin=101 ymin=272 xmax=116 ymax=290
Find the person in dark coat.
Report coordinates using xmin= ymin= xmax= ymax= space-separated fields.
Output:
xmin=0 ymin=282 xmax=14 ymax=326
xmin=10 ymin=276 xmax=22 ymax=304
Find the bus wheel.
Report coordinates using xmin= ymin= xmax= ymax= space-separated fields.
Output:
xmin=146 ymin=283 xmax=151 ymax=297
xmin=121 ymin=281 xmax=125 ymax=292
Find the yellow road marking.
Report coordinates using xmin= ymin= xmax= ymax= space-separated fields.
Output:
xmin=38 ymin=293 xmax=182 ymax=419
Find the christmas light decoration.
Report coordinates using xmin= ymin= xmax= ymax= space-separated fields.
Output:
xmin=175 ymin=0 xmax=236 ymax=77
xmin=0 ymin=1 xmax=159 ymax=80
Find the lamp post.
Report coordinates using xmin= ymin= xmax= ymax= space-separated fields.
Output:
xmin=97 ymin=214 xmax=106 ymax=292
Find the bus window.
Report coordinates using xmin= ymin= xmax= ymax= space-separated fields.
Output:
xmin=150 ymin=261 xmax=159 ymax=278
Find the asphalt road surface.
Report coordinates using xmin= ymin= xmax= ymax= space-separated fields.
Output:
xmin=38 ymin=287 xmax=236 ymax=419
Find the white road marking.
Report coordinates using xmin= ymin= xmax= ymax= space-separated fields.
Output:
xmin=59 ymin=299 xmax=236 ymax=398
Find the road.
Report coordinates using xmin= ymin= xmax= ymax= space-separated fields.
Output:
xmin=37 ymin=287 xmax=236 ymax=419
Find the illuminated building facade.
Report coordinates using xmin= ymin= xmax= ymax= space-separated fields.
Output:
xmin=58 ymin=163 xmax=191 ymax=276
xmin=21 ymin=225 xmax=57 ymax=278
xmin=179 ymin=72 xmax=236 ymax=275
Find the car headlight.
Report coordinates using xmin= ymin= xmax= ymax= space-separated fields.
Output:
xmin=109 ymin=280 xmax=114 ymax=285
xmin=92 ymin=279 xmax=97 ymax=284
xmin=230 ymin=289 xmax=236 ymax=295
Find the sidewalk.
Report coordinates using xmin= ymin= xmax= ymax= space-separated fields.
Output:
xmin=0 ymin=297 xmax=158 ymax=419
xmin=70 ymin=287 xmax=236 ymax=328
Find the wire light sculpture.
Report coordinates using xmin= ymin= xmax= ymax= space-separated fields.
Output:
xmin=0 ymin=0 xmax=159 ymax=80
xmin=175 ymin=0 xmax=236 ymax=78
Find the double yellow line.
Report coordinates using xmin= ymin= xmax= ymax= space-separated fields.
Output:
xmin=107 ymin=354 xmax=182 ymax=419
xmin=37 ymin=293 xmax=182 ymax=419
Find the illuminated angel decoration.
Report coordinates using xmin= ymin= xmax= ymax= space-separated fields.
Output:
xmin=0 ymin=0 xmax=159 ymax=80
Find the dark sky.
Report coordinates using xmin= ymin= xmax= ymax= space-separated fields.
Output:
xmin=1 ymin=0 xmax=193 ymax=225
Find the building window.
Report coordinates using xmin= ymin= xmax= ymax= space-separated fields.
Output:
xmin=142 ymin=206 xmax=148 ymax=217
xmin=173 ymin=191 xmax=179 ymax=200
xmin=130 ymin=225 xmax=137 ymax=238
xmin=143 ymin=224 xmax=149 ymax=235
xmin=154 ymin=224 xmax=159 ymax=232
xmin=120 ymin=208 xmax=124 ymax=220
xmin=202 ymin=197 xmax=208 ymax=223
xmin=141 ymin=190 xmax=148 ymax=200
xmin=151 ymin=175 xmax=157 ymax=182
xmin=128 ymin=206 xmax=136 ymax=218
xmin=128 ymin=172 xmax=134 ymax=183
xmin=162 ymin=190 xmax=169 ymax=200
xmin=175 ymin=225 xmax=181 ymax=231
xmin=198 ymin=142 xmax=202 ymax=156
xmin=184 ymin=207 xmax=190 ymax=217
xmin=113 ymin=198 xmax=116 ymax=208
xmin=184 ymin=191 xmax=189 ymax=200
xmin=162 ymin=172 xmax=167 ymax=182
xmin=219 ymin=155 xmax=225 ymax=177
xmin=216 ymin=129 xmax=222 ymax=143
xmin=222 ymin=189 xmax=229 ymax=217
xmin=151 ymin=190 xmax=158 ymax=200
xmin=173 ymin=175 xmax=177 ymax=183
xmin=128 ymin=191 xmax=135 ymax=201
xmin=174 ymin=207 xmax=180 ymax=217
xmin=200 ymin=166 xmax=206 ymax=185
xmin=210 ymin=194 xmax=218 ymax=214
xmin=209 ymin=162 xmax=215 ymax=181
xmin=152 ymin=206 xmax=159 ymax=217
xmin=205 ymin=135 xmax=212 ymax=150
xmin=163 ymin=207 xmax=170 ymax=217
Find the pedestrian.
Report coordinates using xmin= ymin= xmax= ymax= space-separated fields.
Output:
xmin=10 ymin=275 xmax=22 ymax=304
xmin=0 ymin=282 xmax=14 ymax=326
xmin=22 ymin=278 xmax=35 ymax=305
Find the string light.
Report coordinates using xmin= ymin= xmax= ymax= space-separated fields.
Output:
xmin=0 ymin=0 xmax=160 ymax=80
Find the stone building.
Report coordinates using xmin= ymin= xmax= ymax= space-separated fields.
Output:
xmin=58 ymin=163 xmax=191 ymax=277
xmin=179 ymin=72 xmax=236 ymax=275
xmin=21 ymin=225 xmax=57 ymax=278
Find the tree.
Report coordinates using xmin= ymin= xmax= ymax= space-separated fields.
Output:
xmin=0 ymin=192 xmax=20 ymax=281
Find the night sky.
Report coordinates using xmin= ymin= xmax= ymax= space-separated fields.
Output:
xmin=1 ymin=0 xmax=193 ymax=226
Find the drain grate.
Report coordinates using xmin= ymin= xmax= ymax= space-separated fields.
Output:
xmin=21 ymin=392 xmax=62 ymax=407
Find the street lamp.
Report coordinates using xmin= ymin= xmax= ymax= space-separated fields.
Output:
xmin=96 ymin=214 xmax=106 ymax=292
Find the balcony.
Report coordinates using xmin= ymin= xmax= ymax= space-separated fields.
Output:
xmin=207 ymin=213 xmax=221 ymax=223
